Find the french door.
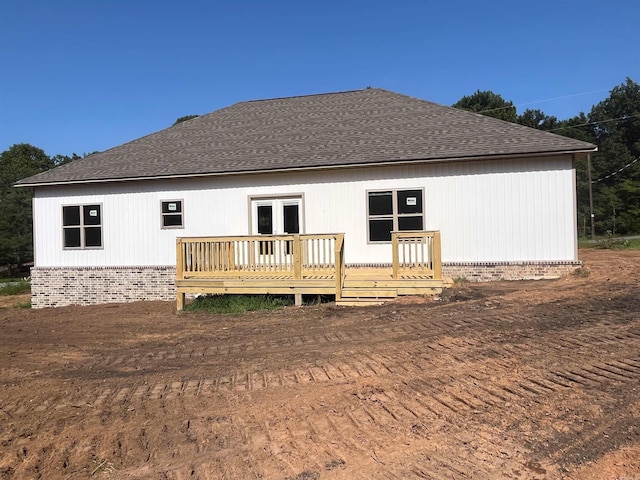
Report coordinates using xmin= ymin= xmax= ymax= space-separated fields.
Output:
xmin=251 ymin=197 xmax=302 ymax=258
xmin=252 ymin=198 xmax=301 ymax=236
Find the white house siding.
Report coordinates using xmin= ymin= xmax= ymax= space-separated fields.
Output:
xmin=33 ymin=155 xmax=577 ymax=269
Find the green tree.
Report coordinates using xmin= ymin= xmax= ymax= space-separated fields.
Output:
xmin=51 ymin=152 xmax=82 ymax=166
xmin=0 ymin=144 xmax=54 ymax=274
xmin=452 ymin=90 xmax=517 ymax=123
xmin=173 ymin=115 xmax=200 ymax=126
xmin=517 ymin=109 xmax=559 ymax=130
xmin=583 ymin=78 xmax=640 ymax=234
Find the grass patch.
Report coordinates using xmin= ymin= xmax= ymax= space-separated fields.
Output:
xmin=0 ymin=277 xmax=24 ymax=283
xmin=624 ymin=238 xmax=640 ymax=249
xmin=13 ymin=301 xmax=31 ymax=309
xmin=0 ymin=281 xmax=31 ymax=296
xmin=578 ymin=236 xmax=640 ymax=250
xmin=185 ymin=294 xmax=294 ymax=314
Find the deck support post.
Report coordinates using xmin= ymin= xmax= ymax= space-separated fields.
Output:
xmin=177 ymin=292 xmax=185 ymax=311
xmin=294 ymin=293 xmax=303 ymax=306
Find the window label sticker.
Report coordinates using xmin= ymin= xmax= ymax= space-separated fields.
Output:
xmin=168 ymin=203 xmax=177 ymax=211
xmin=89 ymin=209 xmax=98 ymax=217
xmin=406 ymin=197 xmax=417 ymax=206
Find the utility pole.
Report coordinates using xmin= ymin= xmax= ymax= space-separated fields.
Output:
xmin=587 ymin=153 xmax=596 ymax=239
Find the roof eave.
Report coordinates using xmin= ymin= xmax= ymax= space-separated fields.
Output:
xmin=15 ymin=146 xmax=598 ymax=188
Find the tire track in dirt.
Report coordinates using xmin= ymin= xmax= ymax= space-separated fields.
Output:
xmin=84 ymin=309 xmax=638 ymax=371
xmin=2 ymin=352 xmax=555 ymax=478
xmin=4 ymin=312 xmax=639 ymax=477
xmin=4 ymin=312 xmax=639 ymax=421
xmin=4 ymin=352 xmax=639 ymax=477
xmin=150 ymin=381 xmax=527 ymax=480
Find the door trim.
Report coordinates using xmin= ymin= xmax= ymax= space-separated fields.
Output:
xmin=247 ymin=193 xmax=305 ymax=235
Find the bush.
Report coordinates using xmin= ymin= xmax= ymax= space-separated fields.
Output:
xmin=0 ymin=280 xmax=30 ymax=296
xmin=572 ymin=267 xmax=591 ymax=278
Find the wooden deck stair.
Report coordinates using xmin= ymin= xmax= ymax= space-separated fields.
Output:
xmin=337 ymin=275 xmax=445 ymax=306
xmin=336 ymin=287 xmax=398 ymax=306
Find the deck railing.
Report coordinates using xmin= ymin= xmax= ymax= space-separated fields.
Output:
xmin=391 ymin=231 xmax=442 ymax=280
xmin=177 ymin=234 xmax=345 ymax=281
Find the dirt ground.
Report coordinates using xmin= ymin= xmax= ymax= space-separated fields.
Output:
xmin=1 ymin=249 xmax=639 ymax=480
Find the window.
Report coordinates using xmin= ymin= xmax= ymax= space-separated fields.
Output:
xmin=367 ymin=189 xmax=424 ymax=242
xmin=62 ymin=204 xmax=103 ymax=249
xmin=161 ymin=200 xmax=183 ymax=228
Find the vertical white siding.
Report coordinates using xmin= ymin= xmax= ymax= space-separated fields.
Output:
xmin=33 ymin=155 xmax=578 ymax=267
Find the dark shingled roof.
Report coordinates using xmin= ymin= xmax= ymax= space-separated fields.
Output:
xmin=17 ymin=88 xmax=596 ymax=186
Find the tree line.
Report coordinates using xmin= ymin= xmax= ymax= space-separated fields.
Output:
xmin=453 ymin=77 xmax=640 ymax=237
xmin=0 ymin=146 xmax=83 ymax=274
xmin=1 ymin=78 xmax=638 ymax=272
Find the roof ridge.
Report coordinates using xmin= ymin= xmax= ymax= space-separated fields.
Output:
xmin=242 ymin=88 xmax=374 ymax=104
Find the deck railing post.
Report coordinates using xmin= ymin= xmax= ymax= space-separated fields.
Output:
xmin=433 ymin=231 xmax=442 ymax=280
xmin=293 ymin=235 xmax=302 ymax=280
xmin=293 ymin=235 xmax=303 ymax=306
xmin=176 ymin=238 xmax=185 ymax=311
xmin=392 ymin=233 xmax=399 ymax=280
xmin=176 ymin=238 xmax=184 ymax=280
xmin=334 ymin=234 xmax=344 ymax=301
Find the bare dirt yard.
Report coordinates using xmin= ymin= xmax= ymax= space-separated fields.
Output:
xmin=1 ymin=249 xmax=639 ymax=480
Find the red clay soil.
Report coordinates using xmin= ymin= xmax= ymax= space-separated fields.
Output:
xmin=1 ymin=249 xmax=639 ymax=479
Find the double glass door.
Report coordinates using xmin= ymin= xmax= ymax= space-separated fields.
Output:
xmin=251 ymin=197 xmax=302 ymax=257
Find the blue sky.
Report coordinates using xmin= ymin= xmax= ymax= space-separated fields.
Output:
xmin=1 ymin=0 xmax=638 ymax=157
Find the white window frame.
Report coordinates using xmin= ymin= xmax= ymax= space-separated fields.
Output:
xmin=62 ymin=203 xmax=103 ymax=250
xmin=366 ymin=188 xmax=425 ymax=243
xmin=160 ymin=199 xmax=184 ymax=229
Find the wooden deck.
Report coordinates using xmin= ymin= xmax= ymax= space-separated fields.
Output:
xmin=176 ymin=232 xmax=448 ymax=309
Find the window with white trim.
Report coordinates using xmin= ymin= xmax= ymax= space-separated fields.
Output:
xmin=161 ymin=200 xmax=184 ymax=228
xmin=367 ymin=189 xmax=424 ymax=242
xmin=62 ymin=204 xmax=103 ymax=249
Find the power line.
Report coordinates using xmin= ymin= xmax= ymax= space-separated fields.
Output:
xmin=549 ymin=114 xmax=640 ymax=132
xmin=513 ymin=89 xmax=609 ymax=108
xmin=477 ymin=88 xmax=609 ymax=114
xmin=591 ymin=155 xmax=640 ymax=183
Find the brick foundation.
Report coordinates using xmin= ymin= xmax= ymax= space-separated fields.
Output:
xmin=442 ymin=261 xmax=582 ymax=282
xmin=30 ymin=266 xmax=176 ymax=309
xmin=30 ymin=261 xmax=581 ymax=308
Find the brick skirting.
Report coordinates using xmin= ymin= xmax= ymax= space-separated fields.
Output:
xmin=30 ymin=266 xmax=177 ymax=309
xmin=442 ymin=261 xmax=582 ymax=282
xmin=30 ymin=261 xmax=581 ymax=308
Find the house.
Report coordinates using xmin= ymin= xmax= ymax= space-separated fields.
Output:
xmin=17 ymin=88 xmax=596 ymax=308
